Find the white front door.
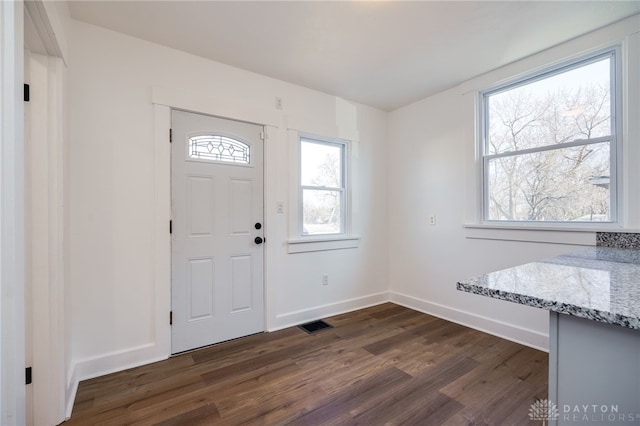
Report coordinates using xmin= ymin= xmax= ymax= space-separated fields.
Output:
xmin=171 ymin=110 xmax=265 ymax=354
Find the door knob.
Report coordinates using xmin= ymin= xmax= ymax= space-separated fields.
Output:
xmin=255 ymin=222 xmax=262 ymax=230
xmin=254 ymin=236 xmax=264 ymax=245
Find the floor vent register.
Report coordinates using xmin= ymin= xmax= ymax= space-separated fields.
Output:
xmin=298 ymin=320 xmax=333 ymax=334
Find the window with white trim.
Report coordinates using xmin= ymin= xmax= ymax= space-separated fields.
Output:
xmin=481 ymin=49 xmax=619 ymax=224
xmin=299 ymin=136 xmax=348 ymax=236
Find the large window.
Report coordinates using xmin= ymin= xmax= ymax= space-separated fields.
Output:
xmin=299 ymin=136 xmax=347 ymax=236
xmin=481 ymin=49 xmax=618 ymax=224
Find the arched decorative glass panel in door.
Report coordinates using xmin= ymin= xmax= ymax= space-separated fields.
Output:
xmin=188 ymin=134 xmax=251 ymax=165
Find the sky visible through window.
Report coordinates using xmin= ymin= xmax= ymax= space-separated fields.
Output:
xmin=301 ymin=141 xmax=341 ymax=187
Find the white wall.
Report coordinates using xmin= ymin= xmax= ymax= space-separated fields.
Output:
xmin=67 ymin=18 xmax=388 ymax=393
xmin=388 ymin=15 xmax=640 ymax=351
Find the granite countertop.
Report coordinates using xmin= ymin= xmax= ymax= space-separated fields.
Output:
xmin=457 ymin=245 xmax=640 ymax=330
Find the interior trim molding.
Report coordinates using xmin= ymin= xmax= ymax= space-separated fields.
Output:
xmin=65 ymin=343 xmax=168 ymax=419
xmin=152 ymin=86 xmax=281 ymax=128
xmin=65 ymin=367 xmax=78 ymax=421
xmin=389 ymin=291 xmax=549 ymax=352
xmin=1 ymin=1 xmax=26 ymax=423
xmin=270 ymin=292 xmax=389 ymax=332
xmin=24 ymin=1 xmax=63 ymax=59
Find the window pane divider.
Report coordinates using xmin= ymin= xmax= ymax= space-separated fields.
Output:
xmin=301 ymin=185 xmax=344 ymax=192
xmin=485 ymin=135 xmax=613 ymax=160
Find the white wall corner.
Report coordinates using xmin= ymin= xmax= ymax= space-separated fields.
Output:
xmin=389 ymin=291 xmax=550 ymax=352
xmin=67 ymin=343 xmax=169 ymax=418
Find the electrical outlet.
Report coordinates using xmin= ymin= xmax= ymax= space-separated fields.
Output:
xmin=429 ymin=215 xmax=436 ymax=225
xmin=275 ymin=97 xmax=283 ymax=110
xmin=322 ymin=274 xmax=329 ymax=286
xmin=276 ymin=201 xmax=284 ymax=213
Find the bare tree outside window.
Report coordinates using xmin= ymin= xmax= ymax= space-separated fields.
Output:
xmin=300 ymin=139 xmax=345 ymax=235
xmin=483 ymin=53 xmax=616 ymax=222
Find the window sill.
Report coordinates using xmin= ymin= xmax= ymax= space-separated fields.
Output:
xmin=287 ymin=235 xmax=360 ymax=254
xmin=463 ymin=223 xmax=624 ymax=245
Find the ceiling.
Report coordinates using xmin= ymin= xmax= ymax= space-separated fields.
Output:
xmin=68 ymin=1 xmax=640 ymax=111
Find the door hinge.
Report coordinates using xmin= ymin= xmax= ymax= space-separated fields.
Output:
xmin=24 ymin=84 xmax=30 ymax=102
xmin=169 ymin=128 xmax=172 ymax=143
xmin=169 ymin=311 xmax=173 ymax=325
xmin=169 ymin=220 xmax=172 ymax=234
xmin=260 ymin=131 xmax=265 ymax=141
xmin=25 ymin=367 xmax=32 ymax=385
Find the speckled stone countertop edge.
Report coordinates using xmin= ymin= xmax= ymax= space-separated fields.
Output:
xmin=597 ymin=231 xmax=640 ymax=249
xmin=456 ymin=281 xmax=640 ymax=330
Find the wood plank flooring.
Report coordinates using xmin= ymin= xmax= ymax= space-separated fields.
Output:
xmin=64 ymin=303 xmax=548 ymax=425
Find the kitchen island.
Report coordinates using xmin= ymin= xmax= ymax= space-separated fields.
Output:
xmin=457 ymin=232 xmax=640 ymax=425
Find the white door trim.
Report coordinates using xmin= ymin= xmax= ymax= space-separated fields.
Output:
xmin=0 ymin=1 xmax=26 ymax=424
xmin=26 ymin=51 xmax=67 ymax=425
xmin=152 ymin=88 xmax=282 ymax=361
xmin=151 ymin=86 xmax=281 ymax=129
xmin=22 ymin=0 xmax=70 ymax=421
xmin=23 ymin=1 xmax=64 ymax=61
xmin=152 ymin=104 xmax=173 ymax=358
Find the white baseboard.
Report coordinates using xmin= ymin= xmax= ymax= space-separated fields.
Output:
xmin=389 ymin=291 xmax=549 ymax=352
xmin=64 ymin=291 xmax=547 ymax=420
xmin=268 ymin=291 xmax=390 ymax=331
xmin=64 ymin=293 xmax=387 ymax=419
xmin=65 ymin=342 xmax=169 ymax=419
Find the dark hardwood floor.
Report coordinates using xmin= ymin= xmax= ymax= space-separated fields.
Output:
xmin=64 ymin=303 xmax=548 ymax=425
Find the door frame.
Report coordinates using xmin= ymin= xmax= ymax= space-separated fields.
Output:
xmin=152 ymin=87 xmax=282 ymax=358
xmin=24 ymin=51 xmax=67 ymax=425
xmin=23 ymin=1 xmax=68 ymax=423
xmin=1 ymin=1 xmax=26 ymax=423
